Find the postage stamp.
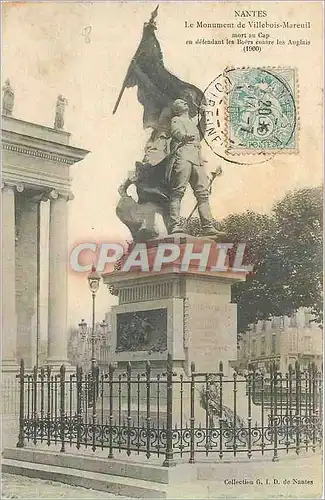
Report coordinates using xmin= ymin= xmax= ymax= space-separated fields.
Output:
xmin=225 ymin=67 xmax=298 ymax=155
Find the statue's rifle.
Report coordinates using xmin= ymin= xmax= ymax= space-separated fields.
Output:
xmin=185 ymin=166 xmax=222 ymax=224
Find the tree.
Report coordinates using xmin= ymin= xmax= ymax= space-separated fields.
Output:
xmin=271 ymin=187 xmax=322 ymax=325
xmin=185 ymin=187 xmax=323 ymax=334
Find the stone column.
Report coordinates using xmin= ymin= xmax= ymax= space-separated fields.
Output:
xmin=1 ymin=183 xmax=18 ymax=371
xmin=15 ymin=193 xmax=38 ymax=369
xmin=47 ymin=191 xmax=72 ymax=367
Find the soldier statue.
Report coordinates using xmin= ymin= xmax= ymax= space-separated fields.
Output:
xmin=166 ymin=98 xmax=218 ymax=237
xmin=113 ymin=8 xmax=223 ymax=241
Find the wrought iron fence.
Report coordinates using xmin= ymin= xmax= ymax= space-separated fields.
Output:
xmin=16 ymin=356 xmax=323 ymax=466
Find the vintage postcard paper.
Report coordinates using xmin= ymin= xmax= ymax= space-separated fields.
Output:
xmin=1 ymin=1 xmax=323 ymax=499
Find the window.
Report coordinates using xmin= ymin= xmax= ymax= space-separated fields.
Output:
xmin=260 ymin=336 xmax=266 ymax=355
xmin=279 ymin=316 xmax=285 ymax=329
xmin=272 ymin=333 xmax=277 ymax=354
xmin=289 ymin=333 xmax=297 ymax=352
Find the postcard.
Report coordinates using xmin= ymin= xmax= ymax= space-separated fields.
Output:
xmin=1 ymin=1 xmax=323 ymax=499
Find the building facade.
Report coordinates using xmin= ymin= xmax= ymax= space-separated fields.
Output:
xmin=235 ymin=308 xmax=323 ymax=373
xmin=2 ymin=89 xmax=89 ymax=371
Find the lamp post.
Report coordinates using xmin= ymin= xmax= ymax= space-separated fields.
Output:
xmin=87 ymin=265 xmax=101 ymax=372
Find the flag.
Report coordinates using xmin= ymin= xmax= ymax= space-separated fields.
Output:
xmin=113 ymin=7 xmax=206 ymax=133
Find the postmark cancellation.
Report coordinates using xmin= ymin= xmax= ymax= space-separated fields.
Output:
xmin=225 ymin=67 xmax=298 ymax=155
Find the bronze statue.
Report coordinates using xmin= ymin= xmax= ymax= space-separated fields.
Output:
xmin=114 ymin=8 xmax=222 ymax=241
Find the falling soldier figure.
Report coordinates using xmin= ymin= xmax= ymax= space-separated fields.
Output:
xmin=166 ymin=98 xmax=219 ymax=237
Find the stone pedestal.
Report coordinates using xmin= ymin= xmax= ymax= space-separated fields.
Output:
xmin=103 ymin=235 xmax=246 ymax=376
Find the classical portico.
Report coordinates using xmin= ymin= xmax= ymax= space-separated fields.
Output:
xmin=2 ymin=111 xmax=89 ymax=371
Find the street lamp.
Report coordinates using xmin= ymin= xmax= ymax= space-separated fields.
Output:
xmin=88 ymin=265 xmax=101 ymax=372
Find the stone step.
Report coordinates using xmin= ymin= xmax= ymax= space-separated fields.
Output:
xmin=2 ymin=458 xmax=167 ymax=499
xmin=3 ymin=447 xmax=169 ymax=484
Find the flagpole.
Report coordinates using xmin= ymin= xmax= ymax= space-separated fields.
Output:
xmin=112 ymin=64 xmax=133 ymax=115
xmin=112 ymin=6 xmax=159 ymax=115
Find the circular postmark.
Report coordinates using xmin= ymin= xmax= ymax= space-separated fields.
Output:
xmin=200 ymin=67 xmax=297 ymax=166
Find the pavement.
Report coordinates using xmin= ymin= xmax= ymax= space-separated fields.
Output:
xmin=1 ymin=452 xmax=323 ymax=499
xmin=1 ymin=473 xmax=133 ymax=499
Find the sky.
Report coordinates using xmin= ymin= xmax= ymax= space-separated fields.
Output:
xmin=2 ymin=1 xmax=323 ymax=333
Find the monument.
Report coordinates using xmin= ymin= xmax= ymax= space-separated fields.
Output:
xmin=103 ymin=8 xmax=247 ymax=384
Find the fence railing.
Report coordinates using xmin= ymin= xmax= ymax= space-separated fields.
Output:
xmin=16 ymin=356 xmax=323 ymax=466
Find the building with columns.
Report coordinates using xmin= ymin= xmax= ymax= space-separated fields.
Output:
xmin=1 ymin=92 xmax=89 ymax=372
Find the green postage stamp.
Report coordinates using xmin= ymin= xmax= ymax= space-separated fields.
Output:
xmin=226 ymin=67 xmax=298 ymax=154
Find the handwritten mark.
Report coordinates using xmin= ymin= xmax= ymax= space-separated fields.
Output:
xmin=82 ymin=26 xmax=92 ymax=44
